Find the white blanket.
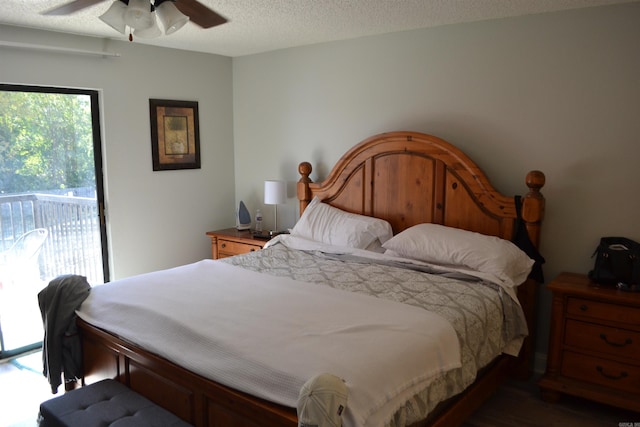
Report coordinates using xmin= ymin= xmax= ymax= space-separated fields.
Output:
xmin=77 ymin=259 xmax=461 ymax=427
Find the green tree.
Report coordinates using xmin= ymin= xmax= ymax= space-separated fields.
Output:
xmin=0 ymin=90 xmax=95 ymax=194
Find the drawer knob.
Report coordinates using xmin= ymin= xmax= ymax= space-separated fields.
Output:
xmin=596 ymin=365 xmax=628 ymax=380
xmin=221 ymin=243 xmax=226 ymax=248
xmin=599 ymin=333 xmax=632 ymax=348
xmin=580 ymin=304 xmax=588 ymax=311
xmin=250 ymin=249 xmax=255 ymax=252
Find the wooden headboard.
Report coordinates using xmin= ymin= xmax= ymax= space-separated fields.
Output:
xmin=297 ymin=131 xmax=546 ymax=381
xmin=297 ymin=131 xmax=545 ymax=249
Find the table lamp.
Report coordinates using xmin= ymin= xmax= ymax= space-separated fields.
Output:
xmin=264 ymin=180 xmax=287 ymax=235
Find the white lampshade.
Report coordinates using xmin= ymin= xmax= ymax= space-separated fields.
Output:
xmin=134 ymin=13 xmax=161 ymax=38
xmin=264 ymin=180 xmax=287 ymax=205
xmin=264 ymin=180 xmax=287 ymax=232
xmin=99 ymin=0 xmax=127 ymax=34
xmin=156 ymin=1 xmax=189 ymax=35
xmin=124 ymin=0 xmax=154 ymax=31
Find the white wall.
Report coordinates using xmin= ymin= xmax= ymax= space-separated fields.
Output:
xmin=232 ymin=2 xmax=640 ymax=360
xmin=0 ymin=25 xmax=235 ymax=280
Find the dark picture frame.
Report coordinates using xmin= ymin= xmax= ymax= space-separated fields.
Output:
xmin=149 ymin=99 xmax=200 ymax=171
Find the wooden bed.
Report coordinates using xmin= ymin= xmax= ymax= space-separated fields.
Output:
xmin=78 ymin=130 xmax=545 ymax=427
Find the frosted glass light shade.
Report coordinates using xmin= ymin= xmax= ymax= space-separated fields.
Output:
xmin=134 ymin=13 xmax=161 ymax=38
xmin=124 ymin=0 xmax=154 ymax=30
xmin=156 ymin=1 xmax=189 ymax=35
xmin=264 ymin=180 xmax=287 ymax=205
xmin=99 ymin=0 xmax=127 ymax=34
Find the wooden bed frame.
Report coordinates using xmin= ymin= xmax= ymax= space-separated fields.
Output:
xmin=78 ymin=131 xmax=545 ymax=427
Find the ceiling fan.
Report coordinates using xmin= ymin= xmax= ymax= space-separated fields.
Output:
xmin=43 ymin=0 xmax=228 ymax=40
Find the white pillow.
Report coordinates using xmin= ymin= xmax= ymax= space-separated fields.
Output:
xmin=290 ymin=197 xmax=393 ymax=249
xmin=382 ymin=223 xmax=534 ymax=287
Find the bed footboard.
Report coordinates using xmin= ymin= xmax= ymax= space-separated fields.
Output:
xmin=79 ymin=319 xmax=297 ymax=427
xmin=80 ymin=317 xmax=525 ymax=427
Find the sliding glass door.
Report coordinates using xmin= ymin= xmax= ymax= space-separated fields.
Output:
xmin=0 ymin=85 xmax=109 ymax=359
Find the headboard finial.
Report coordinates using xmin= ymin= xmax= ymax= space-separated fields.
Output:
xmin=297 ymin=162 xmax=313 ymax=214
xmin=526 ymin=170 xmax=545 ymax=192
xmin=522 ymin=170 xmax=546 ymax=249
xmin=298 ymin=161 xmax=312 ymax=177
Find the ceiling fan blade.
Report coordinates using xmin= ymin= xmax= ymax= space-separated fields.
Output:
xmin=42 ymin=0 xmax=106 ymax=15
xmin=174 ymin=0 xmax=228 ymax=29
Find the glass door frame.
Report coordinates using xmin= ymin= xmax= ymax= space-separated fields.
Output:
xmin=0 ymin=84 xmax=110 ymax=359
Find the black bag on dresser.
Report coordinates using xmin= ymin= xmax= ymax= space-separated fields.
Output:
xmin=589 ymin=237 xmax=640 ymax=289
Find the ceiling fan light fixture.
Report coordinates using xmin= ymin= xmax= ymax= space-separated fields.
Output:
xmin=123 ymin=0 xmax=154 ymax=31
xmin=156 ymin=1 xmax=190 ymax=35
xmin=99 ymin=0 xmax=127 ymax=34
xmin=44 ymin=0 xmax=228 ymax=42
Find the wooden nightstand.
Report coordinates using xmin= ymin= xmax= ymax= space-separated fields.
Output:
xmin=539 ymin=272 xmax=640 ymax=412
xmin=206 ymin=228 xmax=269 ymax=259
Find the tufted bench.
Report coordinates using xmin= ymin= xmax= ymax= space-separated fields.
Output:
xmin=38 ymin=379 xmax=192 ymax=427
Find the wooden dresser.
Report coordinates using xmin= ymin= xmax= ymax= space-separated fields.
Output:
xmin=539 ymin=272 xmax=640 ymax=412
xmin=206 ymin=228 xmax=268 ymax=259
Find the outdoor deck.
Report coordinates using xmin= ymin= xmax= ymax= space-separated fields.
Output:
xmin=0 ymin=192 xmax=104 ymax=355
xmin=0 ymin=192 xmax=104 ymax=285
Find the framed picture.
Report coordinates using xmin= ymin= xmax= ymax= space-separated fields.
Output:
xmin=149 ymin=99 xmax=201 ymax=171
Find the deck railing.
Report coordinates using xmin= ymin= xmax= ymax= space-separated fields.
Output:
xmin=0 ymin=193 xmax=104 ymax=284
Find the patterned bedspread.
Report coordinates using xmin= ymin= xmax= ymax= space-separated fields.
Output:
xmin=223 ymin=241 xmax=528 ymax=426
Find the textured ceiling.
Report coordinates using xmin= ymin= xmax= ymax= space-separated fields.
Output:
xmin=0 ymin=0 xmax=637 ymax=57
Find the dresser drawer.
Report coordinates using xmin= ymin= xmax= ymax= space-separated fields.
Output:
xmin=217 ymin=239 xmax=262 ymax=257
xmin=207 ymin=229 xmax=268 ymax=260
xmin=565 ymin=319 xmax=640 ymax=359
xmin=567 ymin=297 xmax=640 ymax=325
xmin=562 ymin=351 xmax=640 ymax=394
